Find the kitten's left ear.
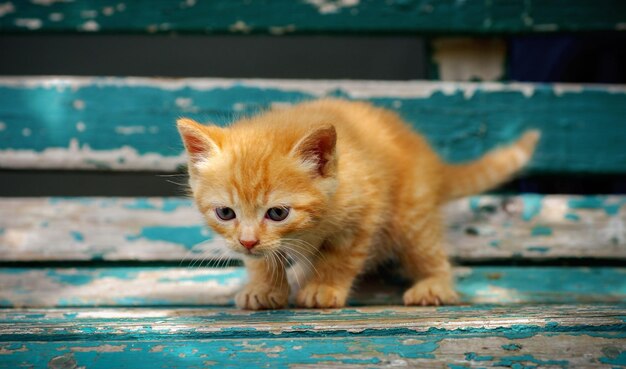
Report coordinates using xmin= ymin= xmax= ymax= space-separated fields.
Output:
xmin=291 ymin=125 xmax=337 ymax=177
xmin=176 ymin=118 xmax=223 ymax=165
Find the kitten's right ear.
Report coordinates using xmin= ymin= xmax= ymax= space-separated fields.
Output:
xmin=176 ymin=118 xmax=223 ymax=164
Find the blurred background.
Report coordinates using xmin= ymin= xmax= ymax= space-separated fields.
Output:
xmin=1 ymin=1 xmax=625 ymax=196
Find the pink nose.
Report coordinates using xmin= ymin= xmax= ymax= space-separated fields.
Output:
xmin=239 ymin=239 xmax=259 ymax=250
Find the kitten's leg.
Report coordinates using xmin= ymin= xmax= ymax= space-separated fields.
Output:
xmin=399 ymin=212 xmax=459 ymax=306
xmin=295 ymin=230 xmax=371 ymax=308
xmin=235 ymin=256 xmax=290 ymax=310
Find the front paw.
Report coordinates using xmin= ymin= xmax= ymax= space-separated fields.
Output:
xmin=235 ymin=284 xmax=289 ymax=310
xmin=296 ymin=283 xmax=348 ymax=308
xmin=403 ymin=276 xmax=459 ymax=306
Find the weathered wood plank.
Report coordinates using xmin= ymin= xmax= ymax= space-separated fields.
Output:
xmin=1 ymin=0 xmax=625 ymax=34
xmin=0 ymin=267 xmax=623 ymax=308
xmin=2 ymin=196 xmax=624 ymax=262
xmin=0 ymin=305 xmax=624 ymax=368
xmin=1 ymin=77 xmax=625 ymax=173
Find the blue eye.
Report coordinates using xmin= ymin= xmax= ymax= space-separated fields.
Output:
xmin=266 ymin=207 xmax=289 ymax=221
xmin=216 ymin=207 xmax=236 ymax=221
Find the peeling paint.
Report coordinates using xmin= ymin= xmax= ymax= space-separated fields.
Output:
xmin=14 ymin=17 xmax=42 ymax=30
xmin=79 ymin=19 xmax=100 ymax=31
xmin=303 ymin=0 xmax=360 ymax=14
xmin=0 ymin=2 xmax=14 ymax=17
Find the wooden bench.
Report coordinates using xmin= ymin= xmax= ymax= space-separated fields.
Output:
xmin=1 ymin=1 xmax=625 ymax=368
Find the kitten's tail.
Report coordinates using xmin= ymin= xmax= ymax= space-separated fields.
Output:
xmin=441 ymin=130 xmax=540 ymax=201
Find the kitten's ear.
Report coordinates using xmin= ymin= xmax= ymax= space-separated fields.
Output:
xmin=176 ymin=118 xmax=223 ymax=164
xmin=291 ymin=125 xmax=337 ymax=177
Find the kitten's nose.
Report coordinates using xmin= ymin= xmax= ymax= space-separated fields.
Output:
xmin=239 ymin=239 xmax=259 ymax=250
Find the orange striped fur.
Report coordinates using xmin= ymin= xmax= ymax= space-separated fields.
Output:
xmin=177 ymin=99 xmax=540 ymax=309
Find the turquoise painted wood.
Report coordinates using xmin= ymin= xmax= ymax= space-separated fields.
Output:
xmin=2 ymin=195 xmax=625 ymax=262
xmin=0 ymin=305 xmax=624 ymax=368
xmin=1 ymin=78 xmax=626 ymax=173
xmin=0 ymin=266 xmax=624 ymax=308
xmin=1 ymin=0 xmax=625 ymax=34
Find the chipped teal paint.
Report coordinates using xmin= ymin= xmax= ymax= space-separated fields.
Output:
xmin=1 ymin=0 xmax=625 ymax=34
xmin=0 ymin=337 xmax=439 ymax=369
xmin=1 ymin=267 xmax=625 ymax=307
xmin=44 ymin=268 xmax=145 ymax=286
xmin=70 ymin=231 xmax=84 ymax=242
xmin=469 ymin=197 xmax=481 ymax=213
xmin=495 ymin=354 xmax=569 ymax=368
xmin=465 ymin=352 xmax=494 ymax=361
xmin=530 ymin=226 xmax=552 ymax=236
xmin=502 ymin=344 xmax=522 ymax=351
xmin=568 ymin=196 xmax=626 ymax=216
xmin=456 ymin=267 xmax=626 ymax=303
xmin=564 ymin=213 xmax=581 ymax=222
xmin=126 ymin=225 xmax=210 ymax=249
xmin=123 ymin=198 xmax=193 ymax=212
xmin=157 ymin=269 xmax=246 ymax=286
xmin=521 ymin=195 xmax=543 ymax=221
xmin=600 ymin=351 xmax=626 ymax=366
xmin=2 ymin=79 xmax=626 ymax=173
xmin=489 ymin=240 xmax=501 ymax=248
xmin=526 ymin=246 xmax=550 ymax=254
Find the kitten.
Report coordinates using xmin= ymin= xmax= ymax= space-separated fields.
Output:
xmin=177 ymin=99 xmax=539 ymax=310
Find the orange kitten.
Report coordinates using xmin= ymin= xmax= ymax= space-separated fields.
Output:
xmin=177 ymin=99 xmax=539 ymax=310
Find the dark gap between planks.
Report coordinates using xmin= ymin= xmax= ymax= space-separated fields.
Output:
xmin=1 ymin=170 xmax=626 ymax=196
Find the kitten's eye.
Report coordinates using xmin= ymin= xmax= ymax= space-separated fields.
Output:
xmin=266 ymin=207 xmax=290 ymax=222
xmin=215 ymin=207 xmax=236 ymax=221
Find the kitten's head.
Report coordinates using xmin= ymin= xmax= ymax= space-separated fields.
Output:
xmin=176 ymin=117 xmax=337 ymax=258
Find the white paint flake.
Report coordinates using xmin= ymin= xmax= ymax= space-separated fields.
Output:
xmin=48 ymin=12 xmax=64 ymax=21
xmin=14 ymin=18 xmax=43 ymax=30
xmin=31 ymin=0 xmax=73 ymax=5
xmin=0 ymin=121 xmax=6 ymax=131
xmin=79 ymin=20 xmax=100 ymax=32
xmin=76 ymin=121 xmax=86 ymax=132
xmin=73 ymin=99 xmax=85 ymax=110
xmin=303 ymin=0 xmax=359 ymax=14
xmin=228 ymin=20 xmax=252 ymax=33
xmin=0 ymin=2 xmax=15 ymax=17
xmin=70 ymin=344 xmax=127 ymax=353
xmin=175 ymin=97 xmax=193 ymax=108
xmin=269 ymin=24 xmax=296 ymax=35
xmin=0 ymin=138 xmax=186 ymax=170
xmin=102 ymin=6 xmax=114 ymax=16
xmin=553 ymin=83 xmax=584 ymax=96
xmin=22 ymin=128 xmax=31 ymax=137
xmin=116 ymin=3 xmax=126 ymax=11
xmin=601 ymin=217 xmax=625 ymax=246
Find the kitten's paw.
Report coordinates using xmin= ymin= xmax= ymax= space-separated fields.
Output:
xmin=403 ymin=277 xmax=459 ymax=306
xmin=235 ymin=284 xmax=289 ymax=310
xmin=296 ymin=283 xmax=348 ymax=308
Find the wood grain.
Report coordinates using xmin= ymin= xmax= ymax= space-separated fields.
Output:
xmin=2 ymin=195 xmax=624 ymax=262
xmin=0 ymin=305 xmax=624 ymax=368
xmin=1 ymin=0 xmax=625 ymax=34
xmin=1 ymin=77 xmax=625 ymax=173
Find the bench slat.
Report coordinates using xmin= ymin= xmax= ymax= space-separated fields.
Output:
xmin=1 ymin=77 xmax=625 ymax=173
xmin=2 ymin=196 xmax=624 ymax=262
xmin=1 ymin=305 xmax=624 ymax=368
xmin=0 ymin=266 xmax=623 ymax=308
xmin=2 ymin=304 xmax=623 ymax=338
xmin=1 ymin=1 xmax=625 ymax=34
